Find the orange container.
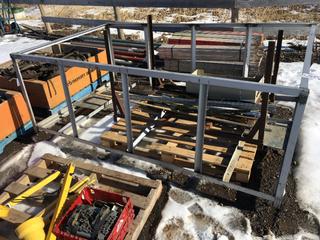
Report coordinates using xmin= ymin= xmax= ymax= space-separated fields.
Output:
xmin=0 ymin=89 xmax=31 ymax=140
xmin=0 ymin=49 xmax=108 ymax=110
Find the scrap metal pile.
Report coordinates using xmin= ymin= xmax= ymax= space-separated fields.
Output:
xmin=0 ymin=51 xmax=92 ymax=80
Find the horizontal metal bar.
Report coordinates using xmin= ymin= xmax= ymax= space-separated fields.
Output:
xmin=18 ymin=24 xmax=105 ymax=54
xmin=9 ymin=0 xmax=320 ymax=8
xmin=42 ymin=17 xmax=315 ymax=32
xmin=10 ymin=0 xmax=235 ymax=8
xmin=38 ymin=126 xmax=275 ymax=202
xmin=11 ymin=53 xmax=302 ymax=96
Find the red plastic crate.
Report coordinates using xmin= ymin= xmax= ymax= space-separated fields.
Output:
xmin=53 ymin=187 xmax=134 ymax=240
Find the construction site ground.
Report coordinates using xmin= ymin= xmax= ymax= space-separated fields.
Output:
xmin=0 ymin=100 xmax=319 ymax=239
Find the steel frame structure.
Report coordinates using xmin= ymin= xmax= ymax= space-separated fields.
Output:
xmin=10 ymin=22 xmax=316 ymax=208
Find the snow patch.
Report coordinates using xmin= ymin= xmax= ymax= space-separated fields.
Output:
xmin=28 ymin=141 xmax=66 ymax=167
xmin=0 ymin=35 xmax=49 ymax=64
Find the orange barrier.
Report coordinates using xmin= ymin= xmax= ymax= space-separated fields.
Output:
xmin=0 ymin=89 xmax=31 ymax=140
xmin=0 ymin=49 xmax=108 ymax=110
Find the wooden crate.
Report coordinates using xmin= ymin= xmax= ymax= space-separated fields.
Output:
xmin=0 ymin=154 xmax=162 ymax=240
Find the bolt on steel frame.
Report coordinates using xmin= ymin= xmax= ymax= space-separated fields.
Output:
xmin=10 ymin=22 xmax=317 ymax=208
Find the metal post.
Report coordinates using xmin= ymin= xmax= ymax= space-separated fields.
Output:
xmin=300 ymin=24 xmax=316 ymax=88
xmin=144 ymin=26 xmax=152 ymax=86
xmin=243 ymin=25 xmax=252 ymax=78
xmin=274 ymin=96 xmax=308 ymax=207
xmin=191 ymin=25 xmax=197 ymax=72
xmin=194 ymin=84 xmax=209 ymax=173
xmin=11 ymin=58 xmax=38 ymax=132
xmin=121 ymin=73 xmax=133 ymax=153
xmin=270 ymin=30 xmax=284 ymax=102
xmin=58 ymin=64 xmax=78 ymax=137
xmin=104 ymin=25 xmax=118 ymax=121
xmin=147 ymin=15 xmax=156 ymax=88
xmin=274 ymin=25 xmax=315 ymax=207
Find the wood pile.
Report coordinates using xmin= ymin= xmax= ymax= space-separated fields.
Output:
xmin=158 ymin=30 xmax=264 ymax=77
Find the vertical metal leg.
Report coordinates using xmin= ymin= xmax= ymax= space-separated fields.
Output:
xmin=191 ymin=25 xmax=197 ymax=72
xmin=121 ymin=73 xmax=133 ymax=153
xmin=58 ymin=64 xmax=78 ymax=138
xmin=144 ymin=26 xmax=152 ymax=86
xmin=12 ymin=58 xmax=38 ymax=132
xmin=300 ymin=25 xmax=316 ymax=88
xmin=274 ymin=97 xmax=308 ymax=207
xmin=194 ymin=84 xmax=209 ymax=173
xmin=104 ymin=25 xmax=119 ymax=121
xmin=243 ymin=25 xmax=252 ymax=78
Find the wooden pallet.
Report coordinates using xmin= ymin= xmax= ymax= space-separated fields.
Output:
xmin=0 ymin=154 xmax=162 ymax=240
xmin=101 ymin=105 xmax=257 ymax=183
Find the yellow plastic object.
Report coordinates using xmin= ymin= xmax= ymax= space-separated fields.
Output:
xmin=6 ymin=171 xmax=61 ymax=208
xmin=15 ymin=217 xmax=45 ymax=240
xmin=0 ymin=205 xmax=9 ymax=218
xmin=68 ymin=176 xmax=89 ymax=193
xmin=46 ymin=163 xmax=75 ymax=240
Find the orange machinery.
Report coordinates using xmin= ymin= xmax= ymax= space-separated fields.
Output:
xmin=0 ymin=44 xmax=108 ymax=115
xmin=0 ymin=88 xmax=32 ymax=153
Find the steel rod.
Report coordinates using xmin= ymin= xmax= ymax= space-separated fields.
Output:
xmin=121 ymin=73 xmax=133 ymax=153
xmin=243 ymin=25 xmax=252 ymax=77
xmin=271 ymin=30 xmax=284 ymax=102
xmin=58 ymin=64 xmax=78 ymax=137
xmin=11 ymin=59 xmax=38 ymax=132
xmin=191 ymin=25 xmax=197 ymax=72
xmin=194 ymin=84 xmax=209 ymax=173
xmin=104 ymin=25 xmax=118 ymax=121
xmin=144 ymin=26 xmax=152 ymax=86
xmin=300 ymin=24 xmax=317 ymax=88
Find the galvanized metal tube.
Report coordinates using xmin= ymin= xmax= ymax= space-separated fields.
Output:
xmin=194 ymin=84 xmax=209 ymax=173
xmin=104 ymin=25 xmax=118 ymax=121
xmin=243 ymin=25 xmax=252 ymax=78
xmin=58 ymin=64 xmax=78 ymax=137
xmin=121 ymin=73 xmax=133 ymax=152
xmin=191 ymin=25 xmax=197 ymax=72
xmin=11 ymin=58 xmax=38 ymax=132
xmin=300 ymin=24 xmax=317 ymax=88
xmin=11 ymin=53 xmax=303 ymax=97
xmin=274 ymin=99 xmax=308 ymax=207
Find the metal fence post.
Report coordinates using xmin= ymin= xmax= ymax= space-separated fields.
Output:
xmin=121 ymin=72 xmax=133 ymax=153
xmin=144 ymin=26 xmax=153 ymax=86
xmin=191 ymin=25 xmax=197 ymax=72
xmin=194 ymin=84 xmax=209 ymax=173
xmin=274 ymin=25 xmax=315 ymax=207
xmin=243 ymin=25 xmax=252 ymax=78
xmin=12 ymin=58 xmax=38 ymax=132
xmin=58 ymin=64 xmax=78 ymax=137
xmin=300 ymin=24 xmax=316 ymax=88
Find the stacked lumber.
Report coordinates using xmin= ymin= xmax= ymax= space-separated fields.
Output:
xmin=158 ymin=30 xmax=264 ymax=77
xmin=101 ymin=102 xmax=257 ymax=183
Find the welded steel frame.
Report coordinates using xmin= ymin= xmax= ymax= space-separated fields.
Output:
xmin=10 ymin=22 xmax=316 ymax=208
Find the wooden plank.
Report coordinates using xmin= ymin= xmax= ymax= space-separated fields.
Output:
xmin=24 ymin=166 xmax=55 ymax=179
xmin=97 ymin=184 xmax=149 ymax=209
xmin=125 ymin=182 xmax=163 ymax=240
xmin=42 ymin=154 xmax=160 ymax=188
xmin=5 ymin=182 xmax=29 ymax=196
xmin=223 ymin=141 xmax=245 ymax=182
xmin=0 ymin=207 xmax=31 ymax=224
